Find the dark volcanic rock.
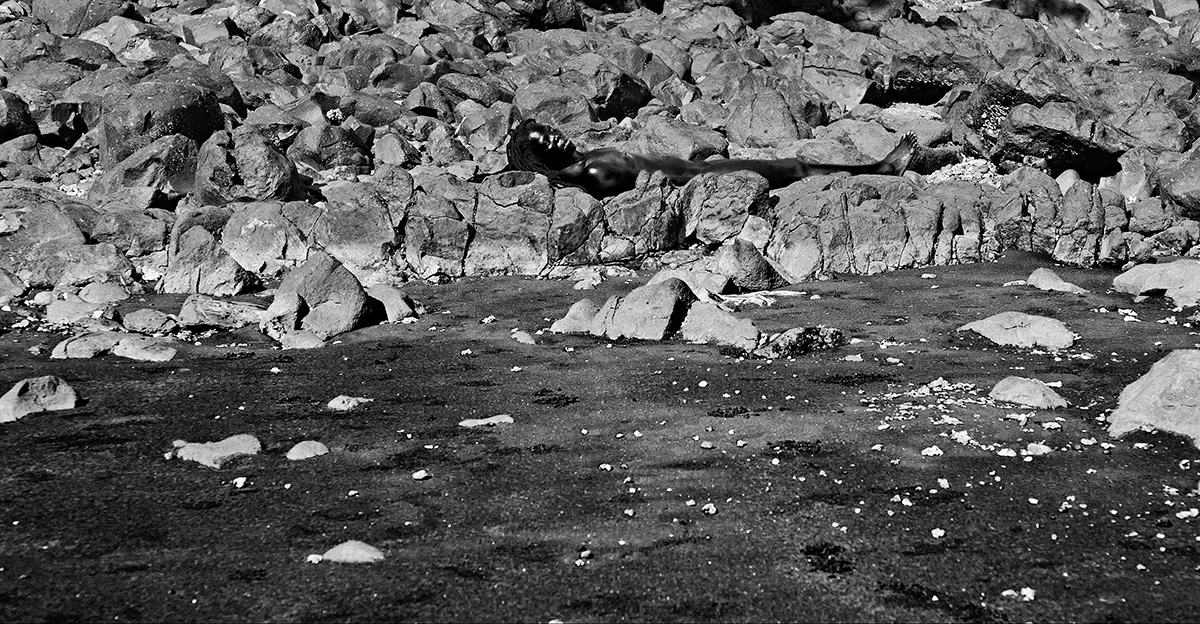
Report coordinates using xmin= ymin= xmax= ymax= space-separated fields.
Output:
xmin=100 ymin=81 xmax=224 ymax=168
xmin=0 ymin=90 xmax=37 ymax=143
xmin=33 ymin=0 xmax=126 ymax=36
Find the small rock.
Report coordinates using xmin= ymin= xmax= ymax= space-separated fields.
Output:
xmin=412 ymin=469 xmax=430 ymax=480
xmin=278 ymin=330 xmax=325 ymax=350
xmin=286 ymin=440 xmax=330 ymax=461
xmin=1026 ymin=268 xmax=1088 ymax=295
xmin=173 ymin=434 xmax=261 ymax=469
xmin=1024 ymin=443 xmax=1053 ymax=456
xmin=112 ymin=335 xmax=176 ymax=361
xmin=122 ymin=308 xmax=179 ymax=334
xmin=45 ymin=300 xmax=108 ymax=325
xmin=511 ymin=331 xmax=536 ymax=345
xmin=0 ymin=376 xmax=78 ymax=423
xmin=459 ymin=414 xmax=515 ymax=428
xmin=78 ymin=281 xmax=130 ymax=304
xmin=958 ymin=312 xmax=1074 ymax=350
xmin=321 ymin=540 xmax=385 ymax=564
xmin=327 ymin=395 xmax=373 ymax=411
xmin=989 ymin=376 xmax=1069 ymax=409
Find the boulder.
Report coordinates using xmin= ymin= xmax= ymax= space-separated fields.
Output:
xmin=678 ymin=170 xmax=769 ymax=247
xmin=321 ymin=540 xmax=385 ymax=564
xmin=261 ymin=250 xmax=368 ymax=342
xmin=122 ymin=308 xmax=179 ymax=334
xmin=464 ymin=171 xmax=554 ymax=275
xmin=752 ymin=326 xmax=845 ymax=359
xmin=988 ymin=376 xmax=1069 ymax=409
xmin=713 ymin=239 xmax=787 ymax=292
xmin=172 ymin=434 xmax=261 ymax=469
xmin=550 ymin=299 xmax=601 ymax=334
xmin=178 ymin=295 xmax=267 ymax=329
xmin=1112 ymin=259 xmax=1200 ymax=307
xmin=309 ymin=182 xmax=400 ymax=270
xmin=648 ymin=268 xmax=731 ymax=297
xmin=364 ymin=285 xmax=418 ymax=322
xmin=99 ymin=81 xmax=223 ymax=168
xmin=958 ymin=311 xmax=1075 ymax=350
xmin=87 ymin=134 xmax=199 ymax=204
xmin=1109 ymin=350 xmax=1200 ymax=448
xmin=679 ymin=302 xmax=760 ymax=351
xmin=160 ymin=225 xmax=252 ymax=296
xmin=404 ymin=172 xmax=475 ymax=278
xmin=0 ymin=90 xmax=37 ymax=143
xmin=590 ymin=278 xmax=696 ymax=341
xmin=220 ymin=201 xmax=309 ymax=277
xmin=0 ymin=376 xmax=78 ymax=423
xmin=1026 ymin=268 xmax=1088 ymax=295
xmin=32 ymin=0 xmax=127 ymax=36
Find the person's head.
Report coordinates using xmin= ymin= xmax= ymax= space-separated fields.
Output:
xmin=507 ymin=119 xmax=577 ymax=174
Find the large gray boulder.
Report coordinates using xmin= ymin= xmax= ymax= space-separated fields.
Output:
xmin=1109 ymin=350 xmax=1200 ymax=448
xmin=1112 ymin=259 xmax=1200 ymax=307
xmin=261 ymin=250 xmax=368 ymax=342
xmin=591 ymin=278 xmax=697 ymax=341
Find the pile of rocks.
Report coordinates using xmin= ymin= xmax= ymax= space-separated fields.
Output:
xmin=552 ymin=270 xmax=845 ymax=357
xmin=3 ymin=0 xmax=1200 ymax=344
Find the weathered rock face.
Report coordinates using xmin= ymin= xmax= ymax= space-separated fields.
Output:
xmin=2 ymin=0 xmax=1200 ymax=294
xmin=464 ymin=171 xmax=555 ymax=275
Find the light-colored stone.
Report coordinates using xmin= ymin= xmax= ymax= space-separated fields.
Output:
xmin=286 ymin=440 xmax=330 ymax=461
xmin=593 ymin=278 xmax=697 ymax=341
xmin=328 ymin=395 xmax=373 ymax=411
xmin=321 ymin=540 xmax=384 ymax=564
xmin=78 ymin=281 xmax=130 ymax=304
xmin=459 ymin=414 xmax=515 ymax=428
xmin=988 ymin=376 xmax=1068 ymax=409
xmin=679 ymin=302 xmax=760 ymax=351
xmin=111 ymin=335 xmax=177 ymax=361
xmin=0 ymin=376 xmax=78 ymax=423
xmin=1112 ymin=259 xmax=1200 ymax=307
xmin=958 ymin=312 xmax=1075 ymax=350
xmin=122 ymin=308 xmax=179 ymax=334
xmin=50 ymin=332 xmax=124 ymax=359
xmin=1109 ymin=349 xmax=1200 ymax=448
xmin=648 ymin=268 xmax=731 ymax=297
xmin=1026 ymin=268 xmax=1088 ymax=295
xmin=550 ymin=299 xmax=600 ymax=334
xmin=173 ymin=434 xmax=261 ymax=469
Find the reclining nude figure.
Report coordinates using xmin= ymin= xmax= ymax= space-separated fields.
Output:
xmin=506 ymin=119 xmax=917 ymax=198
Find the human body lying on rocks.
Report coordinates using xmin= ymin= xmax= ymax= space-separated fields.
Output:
xmin=506 ymin=119 xmax=917 ymax=198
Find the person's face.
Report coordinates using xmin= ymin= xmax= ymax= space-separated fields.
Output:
xmin=526 ymin=122 xmax=574 ymax=157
